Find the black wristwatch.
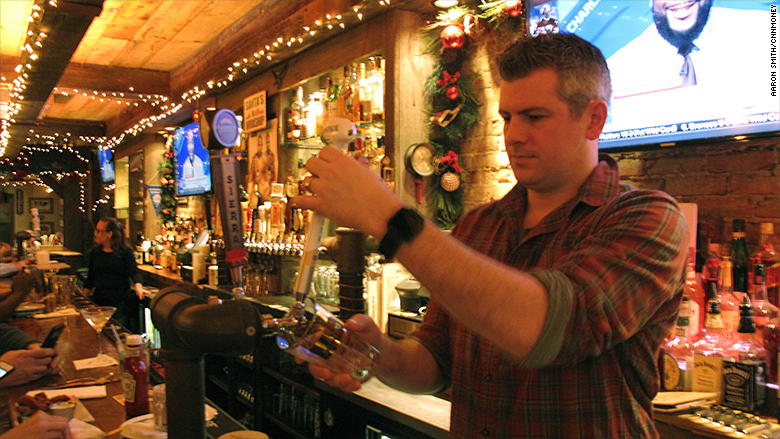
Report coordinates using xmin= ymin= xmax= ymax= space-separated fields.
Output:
xmin=379 ymin=208 xmax=424 ymax=260
xmin=0 ymin=361 xmax=14 ymax=380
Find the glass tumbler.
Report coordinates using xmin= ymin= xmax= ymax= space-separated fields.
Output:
xmin=275 ymin=298 xmax=380 ymax=383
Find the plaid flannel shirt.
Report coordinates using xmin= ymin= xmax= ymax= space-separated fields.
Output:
xmin=414 ymin=154 xmax=688 ymax=438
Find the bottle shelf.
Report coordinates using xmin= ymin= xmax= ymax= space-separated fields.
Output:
xmin=208 ymin=375 xmax=229 ymax=393
xmin=262 ymin=366 xmax=320 ymax=398
xmin=282 ymin=119 xmax=385 ymax=150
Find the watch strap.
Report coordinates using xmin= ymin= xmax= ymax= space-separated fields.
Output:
xmin=379 ymin=208 xmax=424 ymax=260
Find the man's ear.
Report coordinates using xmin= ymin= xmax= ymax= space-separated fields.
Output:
xmin=584 ymin=99 xmax=609 ymax=141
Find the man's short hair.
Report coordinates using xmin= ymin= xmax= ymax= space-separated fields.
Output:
xmin=497 ymin=33 xmax=612 ymax=118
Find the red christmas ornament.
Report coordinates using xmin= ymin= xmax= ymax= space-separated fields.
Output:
xmin=441 ymin=24 xmax=465 ymax=49
xmin=505 ymin=0 xmax=522 ymax=17
xmin=193 ymin=110 xmax=201 ymax=122
xmin=445 ymin=85 xmax=460 ymax=100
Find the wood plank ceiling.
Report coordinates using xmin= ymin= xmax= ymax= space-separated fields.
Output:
xmin=0 ymin=0 xmax=435 ymax=158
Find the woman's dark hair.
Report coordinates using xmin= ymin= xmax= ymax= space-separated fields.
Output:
xmin=97 ymin=217 xmax=127 ymax=251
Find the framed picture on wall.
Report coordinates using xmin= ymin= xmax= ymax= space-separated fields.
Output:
xmin=39 ymin=222 xmax=54 ymax=235
xmin=29 ymin=198 xmax=53 ymax=213
xmin=246 ymin=118 xmax=278 ymax=207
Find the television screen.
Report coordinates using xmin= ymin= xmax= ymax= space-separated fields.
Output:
xmin=98 ymin=148 xmax=115 ymax=183
xmin=173 ymin=122 xmax=212 ymax=196
xmin=527 ymin=0 xmax=779 ymax=150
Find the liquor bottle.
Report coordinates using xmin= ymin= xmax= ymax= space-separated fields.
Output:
xmin=369 ymin=56 xmax=385 ymax=121
xmin=337 ymin=66 xmax=350 ymax=119
xmin=661 ymin=295 xmax=694 ymax=391
xmin=287 ymin=86 xmax=305 ymax=141
xmin=123 ymin=334 xmax=150 ymax=416
xmin=718 ymin=257 xmax=742 ymax=343
xmin=723 ymin=295 xmax=767 ymax=412
xmin=348 ymin=63 xmax=360 ymax=123
xmin=323 ymin=77 xmax=338 ymax=123
xmin=358 ymin=62 xmax=371 ymax=123
xmin=751 ymin=263 xmax=780 ymax=383
xmin=692 ymin=291 xmax=733 ymax=395
xmin=703 ymin=243 xmax=722 ymax=283
xmin=750 ymin=222 xmax=780 ymax=306
xmin=685 ymin=250 xmax=706 ymax=338
xmin=731 ymin=219 xmax=750 ymax=295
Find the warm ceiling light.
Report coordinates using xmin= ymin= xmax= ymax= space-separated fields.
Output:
xmin=434 ymin=0 xmax=458 ymax=7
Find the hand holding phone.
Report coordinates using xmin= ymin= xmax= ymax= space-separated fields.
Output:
xmin=41 ymin=323 xmax=65 ymax=349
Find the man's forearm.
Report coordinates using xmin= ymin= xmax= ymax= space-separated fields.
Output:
xmin=375 ymin=336 xmax=446 ymax=395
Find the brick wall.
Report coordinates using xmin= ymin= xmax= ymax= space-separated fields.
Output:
xmin=457 ymin=34 xmax=780 ymax=251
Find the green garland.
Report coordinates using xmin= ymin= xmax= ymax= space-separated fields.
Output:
xmin=423 ymin=7 xmax=479 ymax=229
xmin=422 ymin=1 xmax=526 ymax=229
xmin=158 ymin=136 xmax=177 ymax=224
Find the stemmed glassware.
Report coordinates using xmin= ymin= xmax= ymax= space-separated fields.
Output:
xmin=78 ymin=306 xmax=116 ymax=367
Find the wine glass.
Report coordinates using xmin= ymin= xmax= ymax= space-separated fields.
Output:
xmin=78 ymin=306 xmax=116 ymax=367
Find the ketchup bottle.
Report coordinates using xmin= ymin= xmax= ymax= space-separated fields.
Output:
xmin=122 ymin=334 xmax=149 ymax=417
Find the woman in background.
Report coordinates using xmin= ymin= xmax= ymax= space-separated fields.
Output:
xmin=83 ymin=218 xmax=145 ymax=333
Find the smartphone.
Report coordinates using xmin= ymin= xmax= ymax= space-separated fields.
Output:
xmin=41 ymin=323 xmax=65 ymax=349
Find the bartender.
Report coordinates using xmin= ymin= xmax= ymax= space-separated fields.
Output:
xmin=293 ymin=33 xmax=688 ymax=438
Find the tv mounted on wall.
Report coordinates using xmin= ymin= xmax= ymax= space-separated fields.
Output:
xmin=98 ymin=148 xmax=115 ymax=183
xmin=526 ymin=0 xmax=779 ymax=151
xmin=172 ymin=122 xmax=212 ymax=196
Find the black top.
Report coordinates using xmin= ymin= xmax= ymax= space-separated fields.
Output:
xmin=83 ymin=246 xmax=142 ymax=307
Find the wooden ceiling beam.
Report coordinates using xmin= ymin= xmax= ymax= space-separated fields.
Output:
xmin=169 ymin=0 xmax=345 ymax=97
xmin=2 ymin=54 xmax=168 ymax=100
xmin=4 ymin=0 xmax=104 ymax=156
xmin=57 ymin=63 xmax=169 ymax=96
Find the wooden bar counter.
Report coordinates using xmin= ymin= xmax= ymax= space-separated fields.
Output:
xmin=4 ymin=311 xmax=126 ymax=437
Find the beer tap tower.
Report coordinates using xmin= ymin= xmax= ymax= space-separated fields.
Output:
xmin=150 ymin=115 xmax=356 ymax=439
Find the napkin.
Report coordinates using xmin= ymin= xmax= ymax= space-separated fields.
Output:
xmin=33 ymin=308 xmax=80 ymax=319
xmin=73 ymin=399 xmax=95 ymax=423
xmin=73 ymin=356 xmax=119 ymax=370
xmin=29 ymin=385 xmax=107 ymax=400
xmin=68 ymin=418 xmax=105 ymax=439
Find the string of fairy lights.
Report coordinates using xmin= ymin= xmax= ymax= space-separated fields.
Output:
xmin=1 ymin=0 xmax=394 ymax=213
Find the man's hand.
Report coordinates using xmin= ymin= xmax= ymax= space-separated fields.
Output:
xmin=299 ymin=314 xmax=384 ymax=393
xmin=27 ymin=343 xmax=63 ymax=375
xmin=0 ymin=347 xmax=58 ymax=387
xmin=0 ymin=411 xmax=72 ymax=439
xmin=292 ymin=146 xmax=404 ymax=240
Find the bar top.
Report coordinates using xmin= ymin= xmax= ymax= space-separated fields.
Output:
xmin=317 ymin=378 xmax=450 ymax=439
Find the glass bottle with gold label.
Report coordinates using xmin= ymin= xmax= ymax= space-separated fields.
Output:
xmin=662 ymin=295 xmax=694 ymax=391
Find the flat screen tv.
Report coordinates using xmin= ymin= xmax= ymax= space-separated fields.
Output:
xmin=527 ymin=0 xmax=779 ymax=151
xmin=98 ymin=148 xmax=115 ymax=183
xmin=172 ymin=122 xmax=212 ymax=196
